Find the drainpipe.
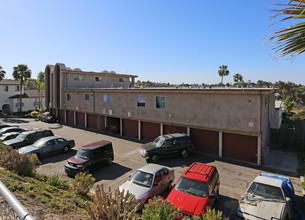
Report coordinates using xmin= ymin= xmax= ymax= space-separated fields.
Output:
xmin=258 ymin=91 xmax=263 ymax=165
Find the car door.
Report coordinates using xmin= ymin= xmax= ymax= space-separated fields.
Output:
xmin=54 ymin=138 xmax=65 ymax=153
xmin=89 ymin=148 xmax=102 ymax=170
xmin=151 ymin=170 xmax=163 ymax=196
xmin=41 ymin=140 xmax=55 ymax=156
xmin=159 ymin=139 xmax=175 ymax=156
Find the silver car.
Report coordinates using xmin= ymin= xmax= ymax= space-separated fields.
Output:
xmin=119 ymin=163 xmax=175 ymax=210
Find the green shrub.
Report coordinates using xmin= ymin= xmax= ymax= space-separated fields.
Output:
xmin=30 ymin=111 xmax=39 ymax=118
xmin=301 ymin=182 xmax=305 ymax=191
xmin=0 ymin=144 xmax=40 ymax=176
xmin=202 ymin=209 xmax=223 ymax=220
xmin=297 ymin=110 xmax=305 ymax=120
xmin=71 ymin=172 xmax=95 ymax=195
xmin=39 ymin=173 xmax=69 ymax=190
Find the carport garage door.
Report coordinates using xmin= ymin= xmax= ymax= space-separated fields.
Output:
xmin=76 ymin=112 xmax=85 ymax=127
xmin=66 ymin=110 xmax=74 ymax=125
xmin=190 ymin=128 xmax=218 ymax=155
xmin=123 ymin=119 xmax=138 ymax=139
xmin=58 ymin=109 xmax=65 ymax=122
xmin=163 ymin=125 xmax=187 ymax=135
xmin=87 ymin=114 xmax=97 ymax=129
xmin=141 ymin=122 xmax=160 ymax=141
xmin=223 ymin=133 xmax=257 ymax=163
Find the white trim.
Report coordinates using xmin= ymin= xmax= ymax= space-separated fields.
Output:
xmin=160 ymin=123 xmax=163 ymax=135
xmin=257 ymin=136 xmax=262 ymax=165
xmin=85 ymin=113 xmax=87 ymax=128
xmin=74 ymin=112 xmax=76 ymax=126
xmin=120 ymin=118 xmax=123 ymax=136
xmin=138 ymin=121 xmax=141 ymax=140
xmin=187 ymin=127 xmax=190 ymax=136
xmin=219 ymin=131 xmax=223 ymax=157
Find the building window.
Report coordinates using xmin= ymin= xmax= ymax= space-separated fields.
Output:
xmin=85 ymin=94 xmax=94 ymax=101
xmin=4 ymin=86 xmax=8 ymax=92
xmin=103 ymin=95 xmax=113 ymax=102
xmin=156 ymin=96 xmax=165 ymax=108
xmin=16 ymin=86 xmax=19 ymax=91
xmin=74 ymin=75 xmax=83 ymax=81
xmin=137 ymin=96 xmax=146 ymax=107
xmin=67 ymin=93 xmax=71 ymax=101
xmin=119 ymin=78 xmax=127 ymax=82
xmin=95 ymin=76 xmax=103 ymax=81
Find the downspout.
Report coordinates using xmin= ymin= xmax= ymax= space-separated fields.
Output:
xmin=258 ymin=91 xmax=263 ymax=165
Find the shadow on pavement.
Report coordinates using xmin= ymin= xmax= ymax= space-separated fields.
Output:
xmin=93 ymin=162 xmax=132 ymax=182
xmin=215 ymin=195 xmax=238 ymax=218
xmin=39 ymin=149 xmax=77 ymax=164
xmin=1 ymin=118 xmax=30 ymax=124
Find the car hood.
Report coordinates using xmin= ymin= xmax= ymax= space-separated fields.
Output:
xmin=140 ymin=143 xmax=156 ymax=151
xmin=67 ymin=156 xmax=88 ymax=165
xmin=119 ymin=181 xmax=150 ymax=200
xmin=18 ymin=146 xmax=39 ymax=154
xmin=167 ymin=188 xmax=208 ymax=216
xmin=3 ymin=139 xmax=22 ymax=146
xmin=238 ymin=193 xmax=286 ymax=219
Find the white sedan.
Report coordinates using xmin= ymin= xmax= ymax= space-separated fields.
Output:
xmin=119 ymin=163 xmax=175 ymax=210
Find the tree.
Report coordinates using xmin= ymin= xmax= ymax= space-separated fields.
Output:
xmin=233 ymin=73 xmax=243 ymax=85
xmin=0 ymin=66 xmax=6 ymax=81
xmin=25 ymin=71 xmax=45 ymax=108
xmin=284 ymin=97 xmax=294 ymax=115
xmin=268 ymin=0 xmax=305 ymax=60
xmin=12 ymin=64 xmax=32 ymax=112
xmin=218 ymin=65 xmax=230 ymax=85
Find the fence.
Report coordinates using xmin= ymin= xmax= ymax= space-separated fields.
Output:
xmin=0 ymin=181 xmax=34 ymax=220
xmin=270 ymin=128 xmax=305 ymax=152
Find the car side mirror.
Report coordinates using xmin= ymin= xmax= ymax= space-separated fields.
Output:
xmin=153 ymin=182 xmax=159 ymax=187
xmin=209 ymin=193 xmax=216 ymax=198
xmin=286 ymin=197 xmax=291 ymax=202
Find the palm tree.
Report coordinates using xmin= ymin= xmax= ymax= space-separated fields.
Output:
xmin=25 ymin=72 xmax=45 ymax=109
xmin=218 ymin=65 xmax=230 ymax=85
xmin=0 ymin=66 xmax=6 ymax=81
xmin=13 ymin=64 xmax=32 ymax=112
xmin=233 ymin=73 xmax=243 ymax=86
xmin=268 ymin=0 xmax=305 ymax=60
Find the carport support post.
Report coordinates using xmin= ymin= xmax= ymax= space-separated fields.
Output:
xmin=120 ymin=118 xmax=123 ymax=136
xmin=85 ymin=113 xmax=87 ymax=128
xmin=74 ymin=112 xmax=76 ymax=126
xmin=160 ymin=123 xmax=163 ymax=135
xmin=64 ymin=110 xmax=67 ymax=123
xmin=105 ymin=116 xmax=107 ymax=129
xmin=187 ymin=127 xmax=190 ymax=136
xmin=138 ymin=121 xmax=141 ymax=140
xmin=257 ymin=136 xmax=262 ymax=165
xmin=219 ymin=131 xmax=222 ymax=157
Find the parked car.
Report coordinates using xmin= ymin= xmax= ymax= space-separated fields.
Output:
xmin=0 ymin=127 xmax=27 ymax=137
xmin=40 ymin=112 xmax=57 ymax=123
xmin=65 ymin=140 xmax=114 ymax=177
xmin=0 ymin=132 xmax=21 ymax=141
xmin=236 ymin=173 xmax=301 ymax=220
xmin=139 ymin=133 xmax=194 ymax=162
xmin=18 ymin=136 xmax=75 ymax=158
xmin=3 ymin=129 xmax=54 ymax=149
xmin=167 ymin=162 xmax=220 ymax=217
xmin=0 ymin=124 xmax=13 ymax=129
xmin=119 ymin=163 xmax=175 ymax=211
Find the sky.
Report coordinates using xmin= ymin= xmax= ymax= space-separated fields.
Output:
xmin=0 ymin=0 xmax=304 ymax=85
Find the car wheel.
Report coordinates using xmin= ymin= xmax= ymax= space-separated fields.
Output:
xmin=107 ymin=157 xmax=113 ymax=165
xmin=167 ymin=181 xmax=173 ymax=190
xmin=63 ymin=146 xmax=70 ymax=153
xmin=215 ymin=189 xmax=219 ymax=202
xmin=150 ymin=154 xmax=158 ymax=162
xmin=180 ymin=149 xmax=188 ymax=158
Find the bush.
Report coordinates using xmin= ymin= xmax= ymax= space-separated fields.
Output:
xmin=0 ymin=144 xmax=40 ymax=176
xmin=71 ymin=172 xmax=95 ymax=195
xmin=30 ymin=111 xmax=39 ymax=118
xmin=297 ymin=110 xmax=305 ymax=120
xmin=38 ymin=173 xmax=69 ymax=190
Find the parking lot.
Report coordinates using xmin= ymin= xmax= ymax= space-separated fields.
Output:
xmin=1 ymin=118 xmax=304 ymax=217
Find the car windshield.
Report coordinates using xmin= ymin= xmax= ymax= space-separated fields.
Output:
xmin=32 ymin=140 xmax=45 ymax=148
xmin=247 ymin=182 xmax=284 ymax=201
xmin=76 ymin=149 xmax=92 ymax=160
xmin=16 ymin=133 xmax=28 ymax=141
xmin=130 ymin=170 xmax=153 ymax=188
xmin=152 ymin=137 xmax=164 ymax=148
xmin=175 ymin=176 xmax=209 ymax=197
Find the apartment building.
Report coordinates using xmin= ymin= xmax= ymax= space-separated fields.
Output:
xmin=45 ymin=63 xmax=277 ymax=165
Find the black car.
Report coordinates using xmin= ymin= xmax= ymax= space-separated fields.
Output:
xmin=0 ymin=132 xmax=20 ymax=141
xmin=65 ymin=140 xmax=114 ymax=177
xmin=0 ymin=124 xmax=13 ymax=129
xmin=139 ymin=133 xmax=194 ymax=162
xmin=3 ymin=129 xmax=54 ymax=149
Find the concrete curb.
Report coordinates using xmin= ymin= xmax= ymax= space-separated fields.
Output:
xmin=301 ymin=176 xmax=305 ymax=198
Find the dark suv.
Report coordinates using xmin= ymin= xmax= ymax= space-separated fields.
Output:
xmin=3 ymin=129 xmax=54 ymax=149
xmin=139 ymin=133 xmax=194 ymax=162
xmin=65 ymin=140 xmax=114 ymax=177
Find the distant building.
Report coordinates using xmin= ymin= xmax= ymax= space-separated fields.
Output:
xmin=0 ymin=79 xmax=21 ymax=113
xmin=45 ymin=63 xmax=277 ymax=165
xmin=274 ymin=100 xmax=284 ymax=128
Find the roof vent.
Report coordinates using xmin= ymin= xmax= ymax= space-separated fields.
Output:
xmin=109 ymin=71 xmax=116 ymax=74
xmin=66 ymin=67 xmax=72 ymax=70
xmin=101 ymin=70 xmax=109 ymax=74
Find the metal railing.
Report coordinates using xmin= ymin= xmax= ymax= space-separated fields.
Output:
xmin=0 ymin=181 xmax=34 ymax=220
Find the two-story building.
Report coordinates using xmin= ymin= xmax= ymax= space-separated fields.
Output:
xmin=45 ymin=63 xmax=277 ymax=165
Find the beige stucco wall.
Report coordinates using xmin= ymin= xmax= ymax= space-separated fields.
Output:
xmin=62 ymin=89 xmax=275 ymax=135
